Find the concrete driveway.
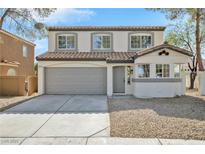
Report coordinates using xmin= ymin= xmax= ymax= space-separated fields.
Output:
xmin=0 ymin=95 xmax=110 ymax=144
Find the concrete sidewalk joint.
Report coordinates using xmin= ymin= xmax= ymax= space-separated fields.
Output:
xmin=19 ymin=96 xmax=75 ymax=145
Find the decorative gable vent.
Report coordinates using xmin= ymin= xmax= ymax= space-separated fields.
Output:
xmin=159 ymin=50 xmax=169 ymax=56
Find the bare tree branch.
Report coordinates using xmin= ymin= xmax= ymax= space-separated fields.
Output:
xmin=8 ymin=10 xmax=33 ymax=23
xmin=0 ymin=8 xmax=56 ymax=40
xmin=7 ymin=14 xmax=31 ymax=33
xmin=0 ymin=8 xmax=11 ymax=29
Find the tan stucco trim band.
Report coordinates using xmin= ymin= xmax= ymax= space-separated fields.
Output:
xmin=0 ymin=62 xmax=19 ymax=67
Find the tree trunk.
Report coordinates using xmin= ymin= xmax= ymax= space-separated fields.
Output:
xmin=195 ymin=8 xmax=204 ymax=71
xmin=189 ymin=72 xmax=197 ymax=89
xmin=0 ymin=8 xmax=11 ymax=29
xmin=0 ymin=19 xmax=3 ymax=29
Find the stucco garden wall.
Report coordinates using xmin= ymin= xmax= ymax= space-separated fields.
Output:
xmin=133 ymin=79 xmax=184 ymax=98
xmin=198 ymin=71 xmax=205 ymax=96
xmin=0 ymin=76 xmax=26 ymax=96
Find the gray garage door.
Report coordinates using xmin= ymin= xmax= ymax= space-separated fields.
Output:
xmin=45 ymin=67 xmax=107 ymax=94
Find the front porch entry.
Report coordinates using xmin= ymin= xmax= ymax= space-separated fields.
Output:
xmin=113 ymin=66 xmax=125 ymax=93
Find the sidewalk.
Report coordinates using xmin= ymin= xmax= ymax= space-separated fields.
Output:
xmin=86 ymin=137 xmax=205 ymax=145
xmin=1 ymin=137 xmax=205 ymax=145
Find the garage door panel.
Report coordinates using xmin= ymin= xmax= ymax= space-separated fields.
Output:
xmin=45 ymin=67 xmax=107 ymax=94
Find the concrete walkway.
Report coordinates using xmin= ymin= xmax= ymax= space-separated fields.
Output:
xmin=0 ymin=137 xmax=205 ymax=145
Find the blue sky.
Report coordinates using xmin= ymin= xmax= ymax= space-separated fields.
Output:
xmin=33 ymin=8 xmax=170 ymax=58
xmin=3 ymin=8 xmax=172 ymax=58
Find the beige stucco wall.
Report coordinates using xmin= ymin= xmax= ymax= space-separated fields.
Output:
xmin=27 ymin=76 xmax=37 ymax=96
xmin=48 ymin=31 xmax=164 ymax=52
xmin=0 ymin=31 xmax=35 ymax=78
xmin=0 ymin=76 xmax=26 ymax=96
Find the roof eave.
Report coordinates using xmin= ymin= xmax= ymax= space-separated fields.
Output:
xmin=47 ymin=26 xmax=166 ymax=32
xmin=0 ymin=30 xmax=36 ymax=47
xmin=134 ymin=45 xmax=193 ymax=59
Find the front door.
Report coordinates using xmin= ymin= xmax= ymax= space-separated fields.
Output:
xmin=113 ymin=66 xmax=125 ymax=93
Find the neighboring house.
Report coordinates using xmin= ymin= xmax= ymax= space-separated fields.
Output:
xmin=0 ymin=30 xmax=35 ymax=78
xmin=37 ymin=26 xmax=192 ymax=98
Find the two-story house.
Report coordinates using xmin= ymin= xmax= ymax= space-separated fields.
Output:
xmin=0 ymin=30 xmax=35 ymax=78
xmin=36 ymin=26 xmax=192 ymax=98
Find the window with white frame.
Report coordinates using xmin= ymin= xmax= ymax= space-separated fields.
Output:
xmin=174 ymin=64 xmax=181 ymax=78
xmin=138 ymin=64 xmax=150 ymax=78
xmin=57 ymin=34 xmax=76 ymax=50
xmin=130 ymin=33 xmax=152 ymax=50
xmin=22 ymin=45 xmax=28 ymax=57
xmin=92 ymin=34 xmax=111 ymax=50
xmin=156 ymin=64 xmax=170 ymax=78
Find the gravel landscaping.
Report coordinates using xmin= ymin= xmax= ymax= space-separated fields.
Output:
xmin=109 ymin=95 xmax=205 ymax=140
xmin=0 ymin=93 xmax=38 ymax=111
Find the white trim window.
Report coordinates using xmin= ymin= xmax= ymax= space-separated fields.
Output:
xmin=93 ymin=34 xmax=111 ymax=50
xmin=57 ymin=34 xmax=76 ymax=50
xmin=22 ymin=45 xmax=28 ymax=57
xmin=138 ymin=64 xmax=150 ymax=78
xmin=156 ymin=64 xmax=170 ymax=78
xmin=174 ymin=64 xmax=181 ymax=78
xmin=130 ymin=33 xmax=152 ymax=50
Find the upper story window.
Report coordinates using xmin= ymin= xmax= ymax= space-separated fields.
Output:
xmin=130 ymin=33 xmax=152 ymax=50
xmin=92 ymin=34 xmax=111 ymax=50
xmin=156 ymin=64 xmax=170 ymax=78
xmin=22 ymin=45 xmax=28 ymax=57
xmin=57 ymin=34 xmax=76 ymax=50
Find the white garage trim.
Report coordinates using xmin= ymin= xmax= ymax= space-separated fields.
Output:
xmin=39 ymin=61 xmax=107 ymax=67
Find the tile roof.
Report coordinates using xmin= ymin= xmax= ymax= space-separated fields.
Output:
xmin=36 ymin=52 xmax=136 ymax=63
xmin=36 ymin=44 xmax=192 ymax=63
xmin=48 ymin=26 xmax=166 ymax=31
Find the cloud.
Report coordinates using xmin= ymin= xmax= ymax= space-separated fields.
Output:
xmin=43 ymin=8 xmax=95 ymax=25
